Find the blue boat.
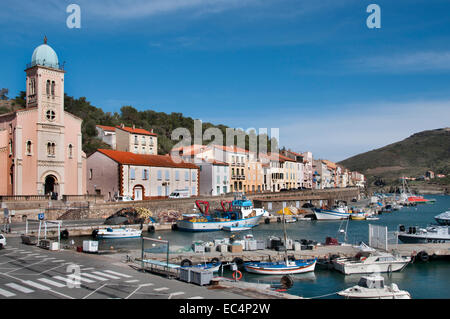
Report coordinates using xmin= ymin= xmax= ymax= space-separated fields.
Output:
xmin=244 ymin=258 xmax=317 ymax=275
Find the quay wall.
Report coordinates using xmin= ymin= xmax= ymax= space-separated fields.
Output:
xmin=4 ymin=187 xmax=360 ymax=222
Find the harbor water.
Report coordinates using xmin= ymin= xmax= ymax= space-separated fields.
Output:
xmin=66 ymin=194 xmax=450 ymax=299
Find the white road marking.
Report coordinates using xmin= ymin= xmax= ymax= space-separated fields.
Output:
xmin=91 ymin=271 xmax=121 ymax=279
xmin=5 ymin=283 xmax=34 ymax=294
xmin=34 ymin=255 xmax=48 ymax=258
xmin=103 ymin=270 xmax=133 ymax=278
xmin=67 ymin=274 xmax=95 ymax=283
xmin=154 ymin=287 xmax=169 ymax=291
xmin=37 ymin=278 xmax=66 ymax=288
xmin=188 ymin=296 xmax=205 ymax=299
xmin=51 ymin=259 xmax=66 ymax=263
xmin=81 ymin=273 xmax=109 ymax=281
xmin=22 ymin=280 xmax=51 ymax=291
xmin=125 ymin=279 xmax=139 ymax=283
xmin=80 ymin=267 xmax=95 ymax=271
xmin=168 ymin=292 xmax=185 ymax=299
xmin=0 ymin=288 xmax=16 ymax=297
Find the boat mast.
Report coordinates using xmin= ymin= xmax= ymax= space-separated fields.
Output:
xmin=282 ymin=207 xmax=288 ymax=262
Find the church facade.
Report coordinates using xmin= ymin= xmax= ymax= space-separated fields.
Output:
xmin=0 ymin=38 xmax=86 ymax=197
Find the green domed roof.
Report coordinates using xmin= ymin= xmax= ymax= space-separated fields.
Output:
xmin=31 ymin=38 xmax=59 ymax=69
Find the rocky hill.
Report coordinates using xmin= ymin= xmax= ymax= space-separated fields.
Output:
xmin=338 ymin=128 xmax=450 ymax=187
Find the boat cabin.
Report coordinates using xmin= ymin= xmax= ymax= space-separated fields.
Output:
xmin=358 ymin=275 xmax=385 ymax=289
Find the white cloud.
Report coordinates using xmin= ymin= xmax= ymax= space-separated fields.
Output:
xmin=352 ymin=51 xmax=450 ymax=73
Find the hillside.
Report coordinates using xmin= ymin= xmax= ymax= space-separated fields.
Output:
xmin=338 ymin=128 xmax=450 ymax=186
xmin=2 ymin=91 xmax=276 ymax=156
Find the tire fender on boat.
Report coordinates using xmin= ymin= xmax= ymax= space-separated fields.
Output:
xmin=417 ymin=251 xmax=429 ymax=262
xmin=148 ymin=225 xmax=156 ymax=232
xmin=210 ymin=257 xmax=220 ymax=265
xmin=232 ymin=257 xmax=245 ymax=269
xmin=181 ymin=259 xmax=192 ymax=267
xmin=60 ymin=229 xmax=69 ymax=239
xmin=91 ymin=229 xmax=98 ymax=238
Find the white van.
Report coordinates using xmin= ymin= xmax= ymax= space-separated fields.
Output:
xmin=168 ymin=189 xmax=190 ymax=199
xmin=0 ymin=234 xmax=6 ymax=249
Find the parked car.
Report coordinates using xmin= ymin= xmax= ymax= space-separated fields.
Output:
xmin=115 ymin=196 xmax=134 ymax=202
xmin=280 ymin=188 xmax=289 ymax=192
xmin=0 ymin=234 xmax=6 ymax=249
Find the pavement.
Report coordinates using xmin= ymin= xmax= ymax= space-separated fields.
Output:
xmin=0 ymin=236 xmax=246 ymax=300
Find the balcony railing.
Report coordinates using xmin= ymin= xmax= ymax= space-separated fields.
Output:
xmin=26 ymin=60 xmax=65 ymax=71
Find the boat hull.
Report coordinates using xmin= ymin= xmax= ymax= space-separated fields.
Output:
xmin=97 ymin=229 xmax=142 ymax=239
xmin=398 ymin=234 xmax=450 ymax=244
xmin=244 ymin=259 xmax=317 ymax=275
xmin=333 ymin=260 xmax=410 ymax=275
xmin=177 ymin=215 xmax=262 ymax=232
xmin=337 ymin=290 xmax=411 ymax=299
xmin=314 ymin=209 xmax=350 ymax=220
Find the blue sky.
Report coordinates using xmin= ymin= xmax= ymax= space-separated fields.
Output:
xmin=1 ymin=0 xmax=450 ymax=161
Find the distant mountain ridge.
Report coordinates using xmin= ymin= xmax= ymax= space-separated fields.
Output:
xmin=338 ymin=128 xmax=450 ymax=183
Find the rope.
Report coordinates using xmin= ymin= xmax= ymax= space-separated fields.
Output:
xmin=307 ymin=291 xmax=340 ymax=299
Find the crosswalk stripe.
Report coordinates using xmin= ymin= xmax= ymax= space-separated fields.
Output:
xmin=103 ymin=270 xmax=133 ymax=278
xmin=38 ymin=278 xmax=66 ymax=288
xmin=154 ymin=287 xmax=169 ymax=291
xmin=81 ymin=267 xmax=95 ymax=271
xmin=0 ymin=288 xmax=16 ymax=297
xmin=22 ymin=280 xmax=51 ymax=291
xmin=19 ymin=251 xmax=31 ymax=254
xmin=34 ymin=255 xmax=47 ymax=258
xmin=51 ymin=260 xmax=66 ymax=263
xmin=188 ymin=296 xmax=205 ymax=299
xmin=5 ymin=283 xmax=34 ymax=293
xmin=125 ymin=279 xmax=139 ymax=283
xmin=91 ymin=271 xmax=121 ymax=279
xmin=67 ymin=274 xmax=95 ymax=283
xmin=81 ymin=273 xmax=109 ymax=281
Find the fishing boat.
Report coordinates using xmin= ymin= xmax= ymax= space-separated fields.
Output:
xmin=182 ymin=261 xmax=222 ymax=272
xmin=333 ymin=251 xmax=411 ymax=275
xmin=313 ymin=205 xmax=350 ymax=220
xmin=399 ymin=178 xmax=434 ymax=204
xmin=337 ymin=275 xmax=411 ymax=299
xmin=243 ymin=206 xmax=317 ymax=275
xmin=434 ymin=211 xmax=450 ymax=225
xmin=397 ymin=224 xmax=450 ymax=243
xmin=95 ymin=227 xmax=142 ymax=239
xmin=176 ymin=195 xmax=267 ymax=232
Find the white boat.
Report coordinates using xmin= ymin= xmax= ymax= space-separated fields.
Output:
xmin=337 ymin=275 xmax=411 ymax=299
xmin=222 ymin=225 xmax=253 ymax=232
xmin=397 ymin=224 xmax=450 ymax=243
xmin=313 ymin=206 xmax=350 ymax=220
xmin=333 ymin=251 xmax=411 ymax=275
xmin=366 ymin=216 xmax=379 ymax=221
xmin=96 ymin=227 xmax=142 ymax=239
xmin=435 ymin=211 xmax=450 ymax=226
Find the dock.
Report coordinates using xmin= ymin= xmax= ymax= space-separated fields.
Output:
xmin=137 ymin=243 xmax=450 ymax=266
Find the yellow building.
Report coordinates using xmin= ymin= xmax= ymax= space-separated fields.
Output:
xmin=115 ymin=124 xmax=157 ymax=155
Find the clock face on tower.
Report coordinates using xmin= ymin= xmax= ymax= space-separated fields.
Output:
xmin=46 ymin=109 xmax=56 ymax=122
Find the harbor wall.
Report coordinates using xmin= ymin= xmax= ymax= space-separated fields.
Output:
xmin=4 ymin=187 xmax=360 ymax=222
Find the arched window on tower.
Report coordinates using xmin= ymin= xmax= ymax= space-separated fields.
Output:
xmin=51 ymin=81 xmax=55 ymax=96
xmin=26 ymin=141 xmax=32 ymax=155
xmin=46 ymin=80 xmax=50 ymax=95
xmin=68 ymin=144 xmax=73 ymax=158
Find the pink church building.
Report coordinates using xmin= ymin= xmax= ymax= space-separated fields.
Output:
xmin=0 ymin=38 xmax=86 ymax=197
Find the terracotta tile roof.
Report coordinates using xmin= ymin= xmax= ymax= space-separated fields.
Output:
xmin=322 ymin=159 xmax=337 ymax=169
xmin=213 ymin=145 xmax=248 ymax=154
xmin=96 ymin=125 xmax=116 ymax=132
xmin=116 ymin=125 xmax=157 ymax=136
xmin=97 ymin=149 xmax=198 ymax=169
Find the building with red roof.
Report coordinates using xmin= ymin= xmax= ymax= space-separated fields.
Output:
xmin=87 ymin=149 xmax=199 ymax=200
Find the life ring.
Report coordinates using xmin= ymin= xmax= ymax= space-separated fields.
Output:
xmin=232 ymin=270 xmax=242 ymax=281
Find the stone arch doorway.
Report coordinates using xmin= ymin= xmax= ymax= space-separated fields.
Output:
xmin=44 ymin=175 xmax=58 ymax=196
xmin=133 ymin=185 xmax=144 ymax=200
